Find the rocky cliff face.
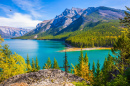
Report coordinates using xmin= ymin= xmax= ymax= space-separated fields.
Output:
xmin=0 ymin=69 xmax=89 ymax=86
xmin=0 ymin=26 xmax=31 ymax=38
xmin=26 ymin=7 xmax=86 ymax=36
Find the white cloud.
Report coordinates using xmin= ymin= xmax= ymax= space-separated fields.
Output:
xmin=0 ymin=13 xmax=42 ymax=29
xmin=12 ymin=0 xmax=45 ymax=19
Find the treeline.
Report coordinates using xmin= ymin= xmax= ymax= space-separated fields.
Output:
xmin=26 ymin=56 xmax=61 ymax=73
xmin=66 ymin=22 xmax=124 ymax=47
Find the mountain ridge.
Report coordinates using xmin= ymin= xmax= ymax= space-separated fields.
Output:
xmin=16 ymin=6 xmax=126 ymax=45
xmin=0 ymin=26 xmax=31 ymax=38
xmin=21 ymin=6 xmax=125 ymax=37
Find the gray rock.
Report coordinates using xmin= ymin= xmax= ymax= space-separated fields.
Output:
xmin=0 ymin=69 xmax=90 ymax=86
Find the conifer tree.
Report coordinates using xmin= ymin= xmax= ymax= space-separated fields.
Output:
xmin=72 ymin=50 xmax=93 ymax=82
xmin=93 ymin=60 xmax=102 ymax=85
xmin=35 ymin=56 xmax=40 ymax=71
xmin=102 ymin=56 xmax=115 ymax=85
xmin=2 ymin=44 xmax=12 ymax=59
xmin=31 ymin=58 xmax=35 ymax=71
xmin=96 ymin=60 xmax=100 ymax=77
xmin=43 ymin=57 xmax=52 ymax=69
xmin=106 ymin=74 xmax=129 ymax=86
xmin=120 ymin=6 xmax=130 ymax=28
xmin=89 ymin=63 xmax=90 ymax=70
xmin=78 ymin=49 xmax=84 ymax=76
xmin=79 ymin=49 xmax=84 ymax=63
xmin=82 ymin=60 xmax=90 ymax=81
xmin=107 ymin=7 xmax=130 ymax=85
xmin=92 ymin=61 xmax=95 ymax=74
xmin=64 ymin=51 xmax=69 ymax=73
xmin=112 ymin=33 xmax=130 ymax=68
xmin=102 ymin=57 xmax=107 ymax=70
xmin=26 ymin=54 xmax=32 ymax=72
xmin=84 ymin=53 xmax=88 ymax=63
xmin=107 ymin=54 xmax=115 ymax=72
xmin=53 ymin=57 xmax=60 ymax=69
xmin=117 ymin=6 xmax=130 ymax=65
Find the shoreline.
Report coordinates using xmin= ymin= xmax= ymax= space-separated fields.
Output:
xmin=59 ymin=47 xmax=112 ymax=52
xmin=10 ymin=39 xmax=112 ymax=52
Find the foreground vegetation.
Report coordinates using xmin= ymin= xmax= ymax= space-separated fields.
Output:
xmin=0 ymin=6 xmax=130 ymax=86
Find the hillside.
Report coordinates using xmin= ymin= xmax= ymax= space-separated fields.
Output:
xmin=0 ymin=26 xmax=30 ymax=38
xmin=66 ymin=21 xmax=123 ymax=47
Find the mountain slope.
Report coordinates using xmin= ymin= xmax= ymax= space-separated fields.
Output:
xmin=16 ymin=6 xmax=126 ymax=47
xmin=18 ymin=6 xmax=125 ymax=39
xmin=66 ymin=21 xmax=123 ymax=47
xmin=0 ymin=26 xmax=30 ymax=38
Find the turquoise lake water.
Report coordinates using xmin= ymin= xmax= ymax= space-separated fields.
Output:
xmin=3 ymin=39 xmax=113 ymax=70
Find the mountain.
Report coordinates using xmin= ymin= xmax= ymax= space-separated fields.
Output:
xmin=17 ymin=6 xmax=126 ymax=47
xmin=19 ymin=6 xmax=125 ymax=40
xmin=24 ymin=7 xmax=86 ymax=37
xmin=0 ymin=26 xmax=31 ymax=38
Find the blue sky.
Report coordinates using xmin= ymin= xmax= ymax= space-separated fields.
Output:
xmin=0 ymin=0 xmax=130 ymax=29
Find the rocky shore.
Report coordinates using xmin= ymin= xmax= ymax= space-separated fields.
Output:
xmin=0 ymin=69 xmax=90 ymax=86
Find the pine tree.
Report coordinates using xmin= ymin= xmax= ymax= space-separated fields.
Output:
xmin=120 ymin=6 xmax=130 ymax=28
xmin=84 ymin=53 xmax=88 ymax=63
xmin=53 ymin=57 xmax=60 ymax=69
xmin=92 ymin=61 xmax=95 ymax=74
xmin=72 ymin=50 xmax=93 ymax=82
xmin=78 ymin=49 xmax=84 ymax=77
xmin=93 ymin=60 xmax=101 ymax=85
xmin=112 ymin=34 xmax=130 ymax=67
xmin=89 ymin=63 xmax=90 ymax=70
xmin=44 ymin=57 xmax=52 ymax=69
xmin=26 ymin=54 xmax=32 ymax=72
xmin=106 ymin=74 xmax=129 ymax=86
xmin=102 ymin=57 xmax=107 ymax=71
xmin=79 ymin=49 xmax=84 ymax=63
xmin=102 ymin=56 xmax=114 ymax=85
xmin=96 ymin=60 xmax=100 ymax=77
xmin=64 ymin=51 xmax=69 ymax=73
xmin=108 ymin=7 xmax=130 ymax=85
xmin=2 ymin=44 xmax=12 ymax=58
xmin=82 ymin=60 xmax=90 ymax=81
xmin=107 ymin=54 xmax=115 ymax=72
xmin=35 ymin=56 xmax=40 ymax=71
xmin=118 ymin=6 xmax=130 ymax=65
xmin=31 ymin=58 xmax=35 ymax=71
